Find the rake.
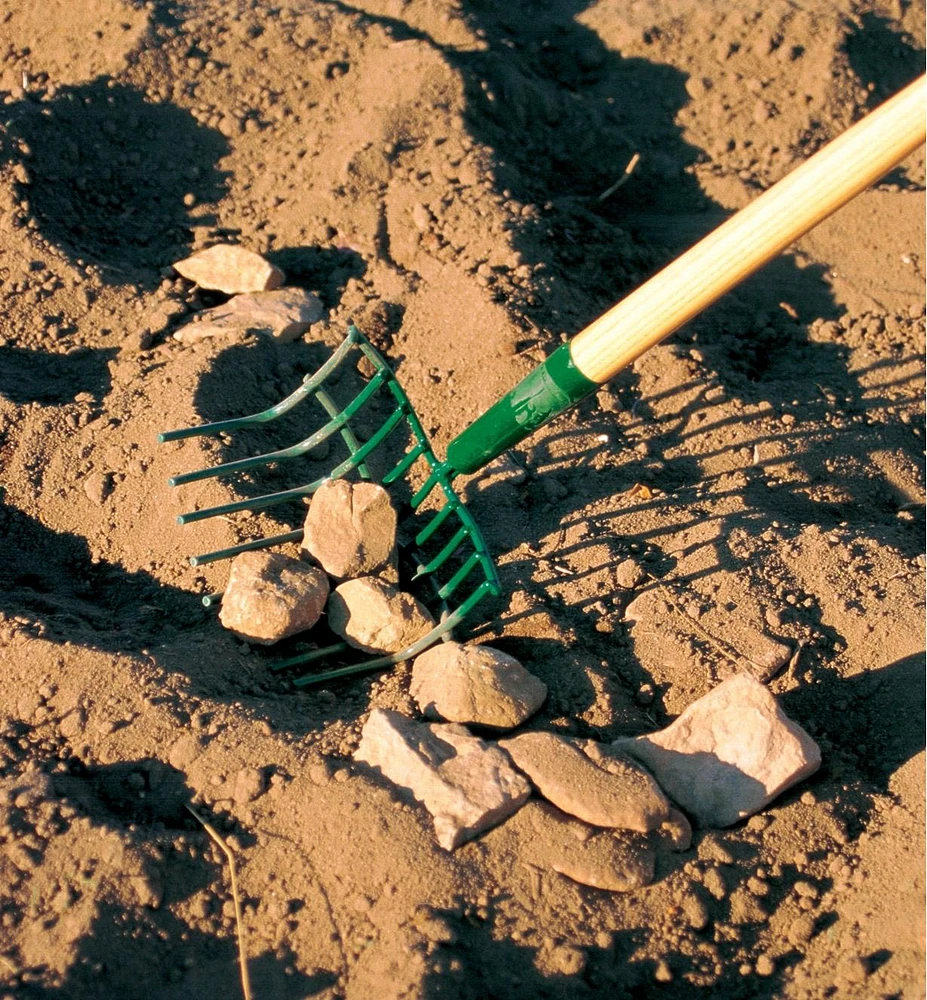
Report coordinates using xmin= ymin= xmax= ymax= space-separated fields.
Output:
xmin=160 ymin=75 xmax=925 ymax=686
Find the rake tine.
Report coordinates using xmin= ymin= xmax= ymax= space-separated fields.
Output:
xmin=157 ymin=331 xmax=360 ymax=444
xmin=168 ymin=374 xmax=387 ymax=486
xmin=188 ymin=528 xmax=305 ymax=567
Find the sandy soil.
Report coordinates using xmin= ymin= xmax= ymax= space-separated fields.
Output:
xmin=0 ymin=2 xmax=924 ymax=998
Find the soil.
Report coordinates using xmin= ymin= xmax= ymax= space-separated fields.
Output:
xmin=0 ymin=2 xmax=924 ymax=998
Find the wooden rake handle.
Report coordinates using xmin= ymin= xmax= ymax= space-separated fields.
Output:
xmin=571 ymin=73 xmax=927 ymax=382
xmin=446 ymin=74 xmax=926 ymax=476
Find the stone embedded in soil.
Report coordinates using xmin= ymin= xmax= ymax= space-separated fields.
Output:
xmin=498 ymin=732 xmax=671 ymax=832
xmin=302 ymin=478 xmax=397 ymax=579
xmin=507 ymin=800 xmax=655 ymax=892
xmin=410 ymin=641 xmax=547 ymax=729
xmin=218 ymin=550 xmax=329 ymax=645
xmin=354 ymin=708 xmax=531 ymax=850
xmin=614 ymin=673 xmax=822 ymax=828
xmin=233 ymin=766 xmax=267 ymax=805
xmin=173 ymin=287 xmax=325 ymax=344
xmin=327 ymin=577 xmax=435 ymax=655
xmin=172 ymin=244 xmax=284 ymax=293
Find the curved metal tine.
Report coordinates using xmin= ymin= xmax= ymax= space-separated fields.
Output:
xmin=158 ymin=331 xmax=360 ymax=443
xmin=189 ymin=528 xmax=305 ymax=567
xmin=168 ymin=374 xmax=386 ymax=486
xmin=176 ymin=404 xmax=408 ymax=524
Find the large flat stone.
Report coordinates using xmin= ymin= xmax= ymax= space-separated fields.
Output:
xmin=173 ymin=244 xmax=284 ymax=293
xmin=173 ymin=288 xmax=324 ymax=344
xmin=218 ymin=551 xmax=329 ymax=645
xmin=411 ymin=642 xmax=547 ymax=729
xmin=499 ymin=732 xmax=671 ymax=832
xmin=614 ymin=673 xmax=821 ymax=828
xmin=302 ymin=479 xmax=397 ymax=579
xmin=355 ymin=709 xmax=531 ymax=850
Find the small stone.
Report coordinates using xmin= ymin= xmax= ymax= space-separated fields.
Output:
xmin=302 ymin=479 xmax=397 ymax=579
xmin=509 ymin=801 xmax=655 ymax=892
xmin=614 ymin=558 xmax=645 ymax=589
xmin=654 ymin=959 xmax=673 ymax=983
xmin=168 ymin=734 xmax=202 ymax=769
xmin=173 ymin=244 xmax=284 ymax=293
xmin=327 ymin=578 xmax=435 ymax=655
xmin=411 ymin=642 xmax=547 ymax=729
xmin=173 ymin=288 xmax=325 ymax=344
xmin=755 ymin=954 xmax=776 ymax=977
xmin=233 ymin=766 xmax=267 ymax=805
xmin=354 ymin=709 xmax=530 ymax=850
xmin=218 ymin=551 xmax=329 ymax=645
xmin=615 ymin=673 xmax=821 ymax=827
xmin=82 ymin=472 xmax=112 ymax=505
xmin=499 ymin=731 xmax=670 ymax=832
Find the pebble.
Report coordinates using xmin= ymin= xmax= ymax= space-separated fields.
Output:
xmin=302 ymin=479 xmax=397 ymax=579
xmin=510 ymin=801 xmax=655 ymax=892
xmin=499 ymin=731 xmax=671 ymax=832
xmin=327 ymin=577 xmax=436 ymax=655
xmin=218 ymin=551 xmax=329 ymax=645
xmin=354 ymin=709 xmax=530 ymax=850
xmin=173 ymin=244 xmax=284 ymax=294
xmin=614 ymin=673 xmax=821 ymax=827
xmin=755 ymin=954 xmax=776 ymax=977
xmin=174 ymin=287 xmax=324 ymax=344
xmin=168 ymin=734 xmax=202 ymax=769
xmin=410 ymin=641 xmax=547 ymax=729
xmin=82 ymin=472 xmax=112 ymax=505
xmin=614 ymin=558 xmax=645 ymax=589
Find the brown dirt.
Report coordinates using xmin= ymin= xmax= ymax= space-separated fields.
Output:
xmin=0 ymin=2 xmax=924 ymax=998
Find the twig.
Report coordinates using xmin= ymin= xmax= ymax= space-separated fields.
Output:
xmin=597 ymin=152 xmax=641 ymax=202
xmin=0 ymin=954 xmax=19 ymax=976
xmin=186 ymin=805 xmax=253 ymax=1000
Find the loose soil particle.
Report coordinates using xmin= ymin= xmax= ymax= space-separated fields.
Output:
xmin=0 ymin=1 xmax=923 ymax=998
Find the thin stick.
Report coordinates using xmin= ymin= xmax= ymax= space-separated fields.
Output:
xmin=0 ymin=954 xmax=19 ymax=976
xmin=186 ymin=805 xmax=253 ymax=1000
xmin=597 ymin=152 xmax=641 ymax=202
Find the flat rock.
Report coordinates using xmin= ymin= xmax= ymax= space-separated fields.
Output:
xmin=504 ymin=801 xmax=655 ymax=892
xmin=218 ymin=550 xmax=329 ymax=645
xmin=173 ymin=288 xmax=324 ymax=344
xmin=355 ymin=708 xmax=531 ymax=850
xmin=327 ymin=577 xmax=435 ymax=655
xmin=173 ymin=244 xmax=284 ymax=293
xmin=410 ymin=642 xmax=547 ymax=729
xmin=302 ymin=479 xmax=397 ymax=579
xmin=499 ymin=732 xmax=671 ymax=832
xmin=614 ymin=673 xmax=821 ymax=828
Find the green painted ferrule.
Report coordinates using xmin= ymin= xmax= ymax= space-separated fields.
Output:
xmin=445 ymin=343 xmax=598 ymax=476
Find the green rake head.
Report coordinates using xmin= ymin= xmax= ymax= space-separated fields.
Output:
xmin=159 ymin=325 xmax=503 ymax=687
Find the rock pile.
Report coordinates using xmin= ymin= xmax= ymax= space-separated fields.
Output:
xmin=170 ymin=244 xmax=325 ymax=344
xmin=354 ymin=672 xmax=821 ymax=895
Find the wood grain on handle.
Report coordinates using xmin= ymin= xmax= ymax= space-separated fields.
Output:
xmin=570 ymin=74 xmax=926 ymax=384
